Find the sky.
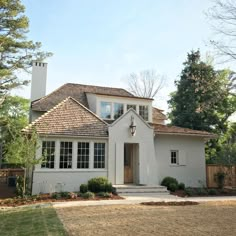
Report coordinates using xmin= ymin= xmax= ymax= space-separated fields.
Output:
xmin=14 ymin=0 xmax=234 ymax=113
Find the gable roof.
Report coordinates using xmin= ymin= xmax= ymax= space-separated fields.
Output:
xmin=152 ymin=107 xmax=167 ymax=123
xmin=24 ymin=97 xmax=108 ymax=137
xmin=153 ymin=124 xmax=216 ymax=138
xmin=109 ymin=108 xmax=153 ymax=129
xmin=32 ymin=83 xmax=135 ymax=111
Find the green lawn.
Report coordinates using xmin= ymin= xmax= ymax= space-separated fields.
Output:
xmin=0 ymin=207 xmax=67 ymax=236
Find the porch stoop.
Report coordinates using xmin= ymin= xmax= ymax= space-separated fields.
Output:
xmin=113 ymin=185 xmax=170 ymax=195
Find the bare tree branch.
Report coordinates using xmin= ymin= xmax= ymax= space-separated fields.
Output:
xmin=127 ymin=69 xmax=165 ymax=98
xmin=207 ymin=0 xmax=236 ymax=62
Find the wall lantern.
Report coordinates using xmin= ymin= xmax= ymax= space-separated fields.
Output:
xmin=129 ymin=116 xmax=136 ymax=136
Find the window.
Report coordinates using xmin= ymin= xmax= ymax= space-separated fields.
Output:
xmin=100 ymin=102 xmax=111 ymax=119
xmin=60 ymin=142 xmax=73 ymax=168
xmin=171 ymin=150 xmax=179 ymax=165
xmin=139 ymin=105 xmax=149 ymax=120
xmin=77 ymin=142 xmax=89 ymax=169
xmin=127 ymin=104 xmax=136 ymax=111
xmin=114 ymin=103 xmax=124 ymax=119
xmin=41 ymin=141 xmax=55 ymax=168
xmin=94 ymin=143 xmax=105 ymax=168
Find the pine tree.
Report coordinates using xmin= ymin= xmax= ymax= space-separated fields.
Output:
xmin=168 ymin=50 xmax=235 ymax=134
xmin=0 ymin=0 xmax=52 ymax=101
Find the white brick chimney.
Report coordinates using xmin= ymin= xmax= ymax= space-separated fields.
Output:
xmin=30 ymin=61 xmax=47 ymax=101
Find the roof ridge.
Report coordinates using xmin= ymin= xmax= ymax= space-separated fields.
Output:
xmin=65 ymin=82 xmax=133 ymax=95
xmin=32 ymin=83 xmax=67 ymax=105
xmin=152 ymin=106 xmax=164 ymax=112
xmin=24 ymin=97 xmax=71 ymax=131
xmin=24 ymin=97 xmax=108 ymax=132
xmin=153 ymin=124 xmax=215 ymax=136
xmin=68 ymin=97 xmax=108 ymax=125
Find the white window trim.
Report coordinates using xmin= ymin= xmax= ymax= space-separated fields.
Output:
xmin=113 ymin=103 xmax=124 ymax=119
xmin=93 ymin=142 xmax=106 ymax=169
xmin=36 ymin=138 xmax=107 ymax=171
xmin=98 ymin=99 xmax=151 ymax=122
xmin=100 ymin=101 xmax=112 ymax=120
xmin=170 ymin=150 xmax=179 ymax=166
xmin=41 ymin=140 xmax=56 ymax=169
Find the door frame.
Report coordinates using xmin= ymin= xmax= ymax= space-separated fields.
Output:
xmin=124 ymin=143 xmax=139 ymax=184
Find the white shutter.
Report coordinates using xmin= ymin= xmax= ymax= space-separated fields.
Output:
xmin=179 ymin=150 xmax=186 ymax=166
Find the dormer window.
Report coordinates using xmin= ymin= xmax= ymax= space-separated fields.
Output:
xmin=114 ymin=103 xmax=124 ymax=119
xmin=127 ymin=104 xmax=136 ymax=111
xmin=139 ymin=105 xmax=149 ymax=121
xmin=101 ymin=102 xmax=111 ymax=119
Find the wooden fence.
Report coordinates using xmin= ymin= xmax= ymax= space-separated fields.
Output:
xmin=0 ymin=169 xmax=24 ymax=184
xmin=206 ymin=164 xmax=236 ymax=188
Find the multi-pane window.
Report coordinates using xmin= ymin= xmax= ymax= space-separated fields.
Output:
xmin=100 ymin=102 xmax=111 ymax=119
xmin=41 ymin=141 xmax=55 ymax=168
xmin=114 ymin=103 xmax=124 ymax=119
xmin=60 ymin=142 xmax=73 ymax=169
xmin=171 ymin=150 xmax=179 ymax=165
xmin=139 ymin=105 xmax=149 ymax=121
xmin=94 ymin=143 xmax=105 ymax=169
xmin=77 ymin=142 xmax=89 ymax=169
xmin=127 ymin=104 xmax=136 ymax=111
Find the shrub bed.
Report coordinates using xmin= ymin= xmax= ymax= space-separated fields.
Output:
xmin=87 ymin=177 xmax=112 ymax=193
xmin=161 ymin=177 xmax=185 ymax=192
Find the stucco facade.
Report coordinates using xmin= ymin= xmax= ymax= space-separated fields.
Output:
xmin=28 ymin=63 xmax=213 ymax=194
xmin=31 ymin=109 xmax=208 ymax=194
xmin=108 ymin=109 xmax=157 ymax=185
xmin=32 ymin=137 xmax=108 ymax=194
xmin=155 ymin=135 xmax=206 ymax=187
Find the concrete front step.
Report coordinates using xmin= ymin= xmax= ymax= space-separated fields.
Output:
xmin=113 ymin=185 xmax=169 ymax=194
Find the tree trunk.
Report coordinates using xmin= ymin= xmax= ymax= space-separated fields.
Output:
xmin=23 ymin=167 xmax=26 ymax=196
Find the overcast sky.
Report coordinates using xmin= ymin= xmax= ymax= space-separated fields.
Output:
xmin=15 ymin=0 xmax=234 ymax=113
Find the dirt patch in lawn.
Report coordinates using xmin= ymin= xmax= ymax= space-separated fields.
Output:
xmin=57 ymin=202 xmax=236 ymax=236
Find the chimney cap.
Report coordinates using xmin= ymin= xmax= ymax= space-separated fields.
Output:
xmin=32 ymin=60 xmax=48 ymax=64
xmin=32 ymin=61 xmax=48 ymax=67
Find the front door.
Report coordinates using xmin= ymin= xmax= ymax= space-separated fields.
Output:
xmin=124 ymin=144 xmax=133 ymax=183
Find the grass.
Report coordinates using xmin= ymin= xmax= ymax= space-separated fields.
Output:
xmin=57 ymin=201 xmax=236 ymax=236
xmin=0 ymin=207 xmax=67 ymax=236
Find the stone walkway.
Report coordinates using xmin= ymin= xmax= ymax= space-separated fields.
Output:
xmin=53 ymin=194 xmax=236 ymax=208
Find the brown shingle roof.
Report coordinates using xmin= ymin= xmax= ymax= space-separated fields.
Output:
xmin=153 ymin=124 xmax=216 ymax=138
xmin=24 ymin=97 xmax=108 ymax=137
xmin=152 ymin=107 xmax=167 ymax=124
xmin=32 ymin=83 xmax=135 ymax=111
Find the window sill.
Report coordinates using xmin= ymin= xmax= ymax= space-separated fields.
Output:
xmin=169 ymin=164 xmax=186 ymax=167
xmin=34 ymin=169 xmax=107 ymax=173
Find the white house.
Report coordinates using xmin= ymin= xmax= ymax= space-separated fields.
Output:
xmin=25 ymin=62 xmax=215 ymax=194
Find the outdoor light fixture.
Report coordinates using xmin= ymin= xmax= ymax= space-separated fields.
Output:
xmin=129 ymin=116 xmax=136 ymax=136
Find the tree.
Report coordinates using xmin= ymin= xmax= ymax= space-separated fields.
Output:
xmin=207 ymin=0 xmax=236 ymax=62
xmin=0 ymin=0 xmax=52 ymax=103
xmin=5 ymin=130 xmax=43 ymax=195
xmin=208 ymin=122 xmax=236 ymax=165
xmin=0 ymin=95 xmax=29 ymax=168
xmin=127 ymin=69 xmax=165 ymax=98
xmin=168 ymin=50 xmax=236 ymax=133
xmin=0 ymin=95 xmax=29 ymax=141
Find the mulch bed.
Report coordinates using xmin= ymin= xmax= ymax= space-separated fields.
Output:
xmin=0 ymin=194 xmax=123 ymax=207
xmin=141 ymin=201 xmax=199 ymax=206
xmin=171 ymin=188 xmax=236 ymax=198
